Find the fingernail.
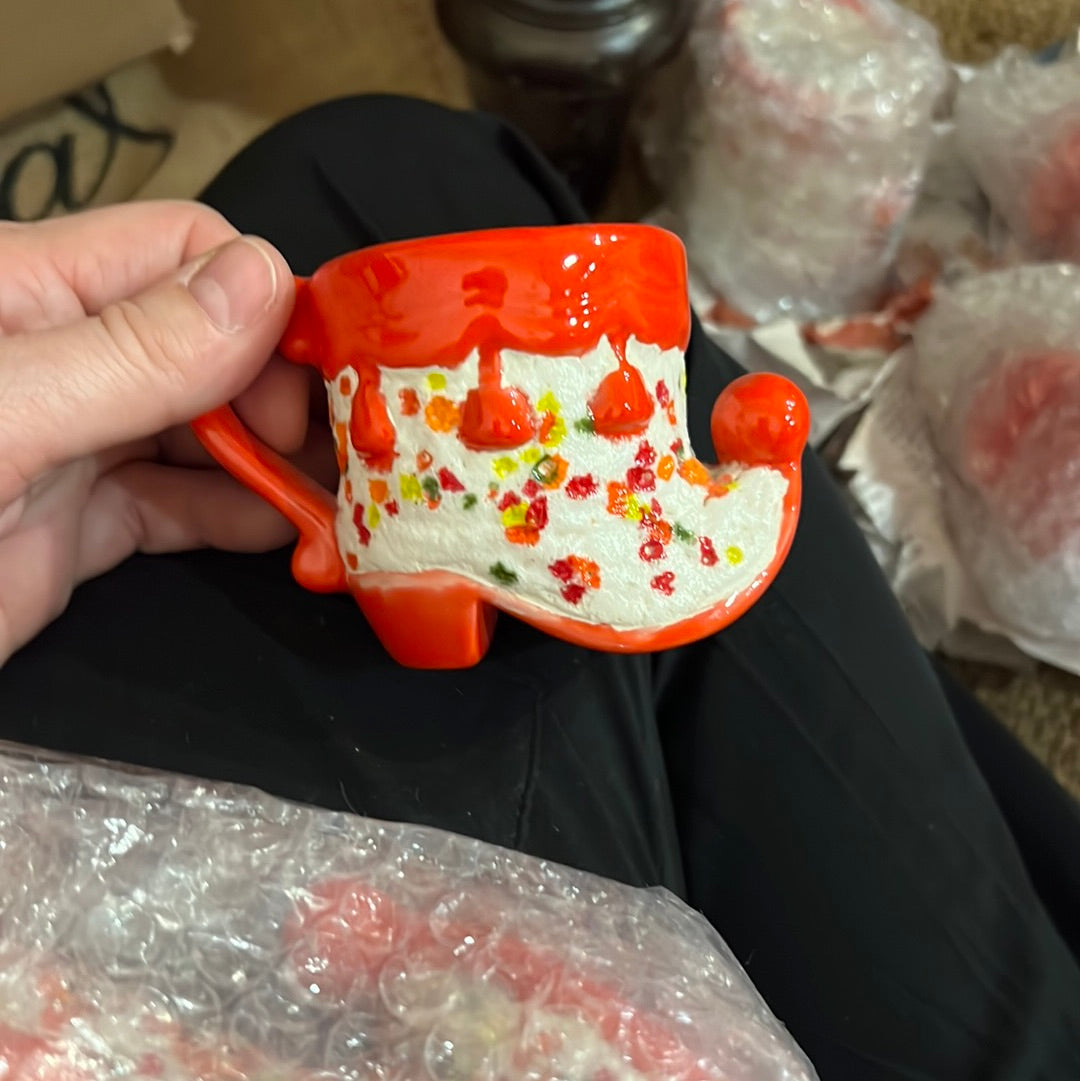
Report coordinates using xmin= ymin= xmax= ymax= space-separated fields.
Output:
xmin=188 ymin=237 xmax=279 ymax=333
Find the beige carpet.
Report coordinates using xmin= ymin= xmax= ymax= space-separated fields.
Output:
xmin=139 ymin=0 xmax=1080 ymax=800
xmin=899 ymin=0 xmax=1080 ymax=63
xmin=139 ymin=0 xmax=470 ymax=204
xmin=945 ymin=661 xmax=1080 ymax=800
xmin=159 ymin=0 xmax=469 ymax=119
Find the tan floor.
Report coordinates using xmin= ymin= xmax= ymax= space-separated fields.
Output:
xmin=158 ymin=0 xmax=469 ymax=119
xmin=145 ymin=0 xmax=1080 ymax=800
xmin=900 ymin=0 xmax=1080 ymax=63
xmin=140 ymin=0 xmax=470 ymax=203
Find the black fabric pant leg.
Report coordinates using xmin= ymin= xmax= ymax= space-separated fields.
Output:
xmin=660 ymin=325 xmax=1080 ymax=1078
xmin=199 ymin=93 xmax=585 ymax=273
xmin=935 ymin=661 xmax=1080 ymax=960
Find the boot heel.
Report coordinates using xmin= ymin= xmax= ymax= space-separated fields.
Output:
xmin=356 ymin=574 xmax=497 ymax=668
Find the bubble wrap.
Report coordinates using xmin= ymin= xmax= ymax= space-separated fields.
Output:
xmin=912 ymin=264 xmax=1080 ymax=644
xmin=665 ymin=0 xmax=946 ymax=323
xmin=955 ymin=49 xmax=1080 ymax=263
xmin=0 ymin=743 xmax=818 ymax=1081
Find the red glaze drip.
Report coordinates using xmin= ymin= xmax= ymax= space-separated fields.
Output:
xmin=458 ymin=270 xmax=535 ymax=449
xmin=462 ymin=266 xmax=509 ymax=307
xmin=278 ymin=226 xmax=690 ymax=451
xmin=459 ymin=342 xmax=536 ymax=450
xmin=348 ymin=369 xmax=396 ymax=471
xmin=589 ymin=340 xmax=655 ymax=437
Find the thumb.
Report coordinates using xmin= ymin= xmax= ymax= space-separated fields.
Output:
xmin=0 ymin=236 xmax=293 ymax=488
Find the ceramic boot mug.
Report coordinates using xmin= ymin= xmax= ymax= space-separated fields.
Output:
xmin=191 ymin=224 xmax=809 ymax=669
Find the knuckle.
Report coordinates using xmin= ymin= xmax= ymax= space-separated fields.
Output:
xmin=115 ymin=476 xmax=149 ymax=554
xmin=188 ymin=202 xmax=232 ymax=233
xmin=96 ymin=294 xmax=200 ymax=398
xmin=0 ymin=536 xmax=73 ymax=667
xmin=46 ymin=581 xmax=73 ymax=625
xmin=0 ymin=460 xmax=29 ymax=510
xmin=0 ymin=237 xmax=77 ymax=333
xmin=0 ymin=368 xmax=43 ymax=498
xmin=173 ymin=201 xmax=238 ymax=254
xmin=0 ymin=220 xmax=28 ymax=248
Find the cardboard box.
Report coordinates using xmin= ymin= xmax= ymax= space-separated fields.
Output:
xmin=2 ymin=0 xmax=191 ymax=125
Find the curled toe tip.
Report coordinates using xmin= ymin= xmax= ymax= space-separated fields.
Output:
xmin=710 ymin=372 xmax=810 ymax=468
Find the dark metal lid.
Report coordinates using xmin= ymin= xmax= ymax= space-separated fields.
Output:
xmin=490 ymin=0 xmax=639 ymax=30
xmin=436 ymin=0 xmax=692 ymax=82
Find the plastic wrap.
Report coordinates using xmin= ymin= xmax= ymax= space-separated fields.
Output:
xmin=659 ymin=0 xmax=946 ymax=324
xmin=911 ymin=264 xmax=1080 ymax=646
xmin=955 ymin=49 xmax=1080 ymax=263
xmin=0 ymin=742 xmax=818 ymax=1081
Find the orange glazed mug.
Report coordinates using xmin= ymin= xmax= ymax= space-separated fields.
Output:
xmin=191 ymin=224 xmax=809 ymax=669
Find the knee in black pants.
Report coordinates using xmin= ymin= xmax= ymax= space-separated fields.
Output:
xmin=199 ymin=94 xmax=586 ymax=272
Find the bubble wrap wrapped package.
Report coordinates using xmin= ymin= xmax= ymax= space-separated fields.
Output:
xmin=0 ymin=743 xmax=819 ymax=1081
xmin=955 ymin=49 xmax=1080 ymax=263
xmin=912 ymin=264 xmax=1080 ymax=646
xmin=667 ymin=0 xmax=946 ymax=323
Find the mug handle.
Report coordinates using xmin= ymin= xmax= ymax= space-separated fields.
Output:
xmin=189 ymin=277 xmax=346 ymax=593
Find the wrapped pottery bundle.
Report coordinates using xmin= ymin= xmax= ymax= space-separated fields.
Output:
xmin=912 ymin=264 xmax=1080 ymax=647
xmin=955 ymin=48 xmax=1080 ymax=264
xmin=0 ymin=743 xmax=818 ymax=1081
xmin=669 ymin=0 xmax=946 ymax=324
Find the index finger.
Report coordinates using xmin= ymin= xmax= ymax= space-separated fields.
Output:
xmin=0 ymin=200 xmax=240 ymax=320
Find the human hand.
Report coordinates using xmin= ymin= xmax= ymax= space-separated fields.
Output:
xmin=0 ymin=201 xmax=329 ymax=665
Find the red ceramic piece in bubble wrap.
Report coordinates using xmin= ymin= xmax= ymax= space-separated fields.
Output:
xmin=1028 ymin=124 xmax=1080 ymax=262
xmin=284 ymin=878 xmax=720 ymax=1081
xmin=964 ymin=350 xmax=1080 ymax=560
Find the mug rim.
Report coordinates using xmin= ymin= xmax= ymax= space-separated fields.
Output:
xmin=308 ymin=221 xmax=686 ymax=276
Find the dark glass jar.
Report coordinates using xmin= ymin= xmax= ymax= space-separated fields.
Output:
xmin=436 ymin=0 xmax=692 ymax=211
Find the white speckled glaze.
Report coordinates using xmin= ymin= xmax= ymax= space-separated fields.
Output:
xmin=327 ymin=336 xmax=787 ymax=631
